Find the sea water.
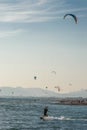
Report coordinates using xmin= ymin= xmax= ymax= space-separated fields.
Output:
xmin=0 ymin=97 xmax=87 ymax=130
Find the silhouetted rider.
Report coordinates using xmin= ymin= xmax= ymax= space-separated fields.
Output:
xmin=44 ymin=106 xmax=48 ymax=116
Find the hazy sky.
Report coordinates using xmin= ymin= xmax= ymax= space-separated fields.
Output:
xmin=0 ymin=0 xmax=87 ymax=93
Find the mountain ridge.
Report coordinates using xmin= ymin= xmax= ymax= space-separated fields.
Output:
xmin=0 ymin=87 xmax=87 ymax=98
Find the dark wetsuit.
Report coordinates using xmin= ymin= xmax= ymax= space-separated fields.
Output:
xmin=44 ymin=107 xmax=48 ymax=116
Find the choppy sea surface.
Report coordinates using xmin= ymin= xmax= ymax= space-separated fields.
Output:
xmin=0 ymin=97 xmax=87 ymax=130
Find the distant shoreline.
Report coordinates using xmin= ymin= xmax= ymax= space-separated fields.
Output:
xmin=0 ymin=96 xmax=87 ymax=105
xmin=53 ymin=98 xmax=87 ymax=105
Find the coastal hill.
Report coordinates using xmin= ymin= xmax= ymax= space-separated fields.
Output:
xmin=0 ymin=87 xmax=87 ymax=98
xmin=63 ymin=89 xmax=87 ymax=98
xmin=0 ymin=87 xmax=59 ymax=97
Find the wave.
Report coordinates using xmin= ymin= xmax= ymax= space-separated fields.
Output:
xmin=47 ymin=116 xmax=87 ymax=121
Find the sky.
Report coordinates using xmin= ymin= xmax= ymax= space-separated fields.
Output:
xmin=0 ymin=0 xmax=87 ymax=93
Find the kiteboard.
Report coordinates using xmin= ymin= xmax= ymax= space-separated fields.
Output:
xmin=40 ymin=116 xmax=54 ymax=120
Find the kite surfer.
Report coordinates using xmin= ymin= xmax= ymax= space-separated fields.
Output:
xmin=44 ymin=106 xmax=48 ymax=116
